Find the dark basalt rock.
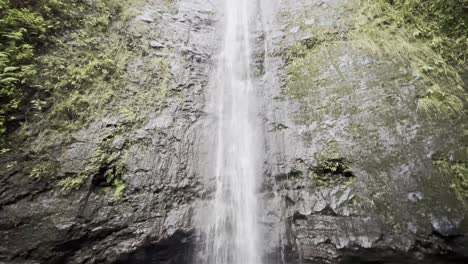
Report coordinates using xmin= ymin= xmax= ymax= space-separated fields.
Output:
xmin=115 ymin=230 xmax=195 ymax=264
xmin=0 ymin=0 xmax=466 ymax=263
xmin=0 ymin=0 xmax=213 ymax=263
xmin=259 ymin=0 xmax=467 ymax=263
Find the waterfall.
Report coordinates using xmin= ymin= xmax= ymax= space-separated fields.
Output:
xmin=200 ymin=0 xmax=264 ymax=263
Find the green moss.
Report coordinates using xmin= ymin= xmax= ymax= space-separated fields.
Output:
xmin=284 ymin=25 xmax=340 ymax=63
xmin=2 ymin=0 xmax=171 ymax=145
xmin=0 ymin=0 xmax=47 ymax=140
xmin=306 ymin=141 xmax=355 ymax=188
xmin=283 ymin=22 xmax=363 ymax=124
xmin=0 ymin=0 xmax=128 ymax=143
xmin=434 ymin=159 xmax=468 ymax=203
xmin=113 ymin=178 xmax=125 ymax=199
xmin=8 ymin=0 xmax=172 ymax=152
xmin=284 ymin=41 xmax=336 ymax=124
xmin=57 ymin=173 xmax=87 ymax=191
xmin=351 ymin=0 xmax=467 ymax=118
xmin=309 ymin=158 xmax=354 ymax=188
xmin=38 ymin=32 xmax=124 ymax=130
xmin=284 ymin=0 xmax=467 ymax=122
xmin=30 ymin=159 xmax=58 ymax=178
xmin=34 ymin=36 xmax=171 ymax=136
xmin=356 ymin=0 xmax=467 ymax=67
xmin=57 ymin=133 xmax=128 ymax=198
xmin=3 ymin=0 xmax=175 ymax=199
xmin=416 ymin=84 xmax=465 ymax=117
xmin=318 ymin=141 xmax=341 ymax=160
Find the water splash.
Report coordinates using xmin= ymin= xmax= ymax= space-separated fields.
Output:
xmin=201 ymin=0 xmax=263 ymax=263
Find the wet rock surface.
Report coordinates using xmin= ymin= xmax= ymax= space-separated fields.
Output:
xmin=260 ymin=0 xmax=467 ymax=263
xmin=0 ymin=0 xmax=215 ymax=263
xmin=0 ymin=0 xmax=466 ymax=263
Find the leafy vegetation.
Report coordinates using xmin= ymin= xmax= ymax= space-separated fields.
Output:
xmin=1 ymin=0 xmax=174 ymax=198
xmin=0 ymin=0 xmax=46 ymax=137
xmin=353 ymin=0 xmax=467 ymax=117
xmin=435 ymin=160 xmax=468 ymax=203
xmin=0 ymin=0 xmax=125 ymax=142
xmin=310 ymin=158 xmax=354 ymax=188
xmin=309 ymin=142 xmax=355 ymax=188
xmin=283 ymin=0 xmax=467 ymax=195
xmin=1 ymin=0 xmax=172 ymax=198
xmin=30 ymin=158 xmax=58 ymax=178
xmin=285 ymin=0 xmax=467 ymax=118
xmin=362 ymin=0 xmax=467 ymax=66
xmin=354 ymin=0 xmax=467 ymax=202
xmin=58 ymin=134 xmax=127 ymax=198
xmin=37 ymin=35 xmax=128 ymax=131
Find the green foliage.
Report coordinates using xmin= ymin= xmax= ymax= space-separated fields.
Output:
xmin=58 ymin=135 xmax=127 ymax=198
xmin=285 ymin=44 xmax=321 ymax=99
xmin=351 ymin=0 xmax=468 ymax=204
xmin=310 ymin=158 xmax=354 ymax=188
xmin=284 ymin=1 xmax=467 ymax=122
xmin=36 ymin=42 xmax=171 ymax=132
xmin=38 ymin=36 xmax=129 ymax=130
xmin=432 ymin=129 xmax=467 ymax=203
xmin=417 ymin=84 xmax=465 ymax=117
xmin=30 ymin=159 xmax=57 ymax=178
xmin=1 ymin=0 xmax=170 ymax=198
xmin=0 ymin=0 xmax=47 ymax=137
xmin=286 ymin=39 xmax=316 ymax=63
xmin=284 ymin=38 xmax=344 ymax=124
xmin=57 ymin=173 xmax=87 ymax=191
xmin=0 ymin=0 xmax=124 ymax=142
xmin=113 ymin=178 xmax=125 ymax=198
xmin=434 ymin=160 xmax=468 ymax=202
xmin=17 ymin=0 xmax=124 ymax=33
xmin=365 ymin=0 xmax=467 ymax=66
xmin=353 ymin=0 xmax=467 ymax=117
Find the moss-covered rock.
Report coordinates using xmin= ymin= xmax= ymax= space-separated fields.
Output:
xmin=262 ymin=0 xmax=468 ymax=262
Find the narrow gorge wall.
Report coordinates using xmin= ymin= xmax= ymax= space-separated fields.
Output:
xmin=0 ymin=0 xmax=466 ymax=264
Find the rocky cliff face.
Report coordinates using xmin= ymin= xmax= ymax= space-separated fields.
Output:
xmin=0 ymin=0 xmax=214 ymax=263
xmin=0 ymin=0 xmax=466 ymax=264
xmin=259 ymin=0 xmax=467 ymax=263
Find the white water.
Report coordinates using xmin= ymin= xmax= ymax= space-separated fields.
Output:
xmin=201 ymin=0 xmax=263 ymax=263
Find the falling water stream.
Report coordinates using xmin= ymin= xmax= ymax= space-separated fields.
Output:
xmin=201 ymin=0 xmax=263 ymax=263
